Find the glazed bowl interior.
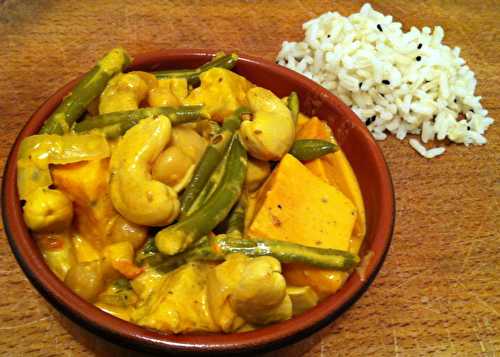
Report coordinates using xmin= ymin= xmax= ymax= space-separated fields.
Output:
xmin=2 ymin=49 xmax=395 ymax=355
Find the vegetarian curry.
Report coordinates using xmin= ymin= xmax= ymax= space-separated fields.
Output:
xmin=17 ymin=48 xmax=366 ymax=334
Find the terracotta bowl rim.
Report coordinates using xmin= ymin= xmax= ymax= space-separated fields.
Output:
xmin=2 ymin=49 xmax=395 ymax=355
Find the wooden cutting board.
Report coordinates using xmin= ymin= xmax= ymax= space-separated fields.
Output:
xmin=0 ymin=1 xmax=498 ymax=355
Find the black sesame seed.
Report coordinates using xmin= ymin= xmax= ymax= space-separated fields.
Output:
xmin=417 ymin=43 xmax=423 ymax=49
xmin=454 ymin=98 xmax=457 ymax=103
xmin=467 ymin=126 xmax=471 ymax=130
xmin=327 ymin=34 xmax=331 ymax=38
xmin=470 ymin=109 xmax=475 ymax=113
xmin=416 ymin=56 xmax=422 ymax=61
xmin=366 ymin=115 xmax=376 ymax=125
xmin=382 ymin=79 xmax=390 ymax=85
xmin=377 ymin=24 xmax=383 ymax=32
xmin=359 ymin=82 xmax=363 ymax=89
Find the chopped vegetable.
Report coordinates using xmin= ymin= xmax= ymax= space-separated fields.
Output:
xmin=226 ymin=198 xmax=246 ymax=235
xmin=135 ymin=237 xmax=162 ymax=267
xmin=72 ymin=234 xmax=101 ymax=263
xmin=23 ymin=188 xmax=74 ymax=233
xmin=97 ymin=278 xmax=138 ymax=308
xmin=248 ymin=154 xmax=357 ymax=252
xmin=244 ymin=158 xmax=271 ymax=192
xmin=73 ymin=105 xmax=208 ymax=138
xmin=289 ymin=139 xmax=338 ymax=161
xmin=180 ymin=108 xmax=249 ymax=219
xmin=109 ymin=216 xmax=148 ymax=250
xmin=211 ymin=235 xmax=359 ymax=270
xmin=297 ymin=118 xmax=366 ymax=253
xmin=35 ymin=231 xmax=76 ymax=280
xmin=52 ymin=158 xmax=117 ymax=250
xmin=17 ymin=134 xmax=110 ymax=199
xmin=148 ymin=78 xmax=188 ymax=107
xmin=155 ymin=135 xmax=247 ymax=255
xmin=179 ymin=131 xmax=232 ymax=218
xmin=64 ymin=260 xmax=105 ymax=302
xmin=155 ymin=233 xmax=360 ymax=272
xmin=283 ymin=265 xmax=349 ymax=299
xmin=183 ymin=68 xmax=253 ymax=121
xmin=103 ymin=242 xmax=144 ymax=279
xmin=131 ymin=263 xmax=218 ymax=333
xmin=154 ymin=53 xmax=239 ymax=85
xmin=287 ymin=91 xmax=300 ymax=124
xmin=40 ymin=48 xmax=131 ymax=135
xmin=286 ymin=286 xmax=319 ymax=316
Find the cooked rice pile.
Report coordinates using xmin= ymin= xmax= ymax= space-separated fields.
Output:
xmin=276 ymin=3 xmax=494 ymax=158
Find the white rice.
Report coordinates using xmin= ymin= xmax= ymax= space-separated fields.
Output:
xmin=276 ymin=3 xmax=494 ymax=157
xmin=409 ymin=139 xmax=445 ymax=159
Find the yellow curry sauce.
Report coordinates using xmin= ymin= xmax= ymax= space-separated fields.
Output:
xmin=17 ymin=49 xmax=365 ymax=334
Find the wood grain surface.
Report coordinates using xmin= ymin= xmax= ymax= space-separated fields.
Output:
xmin=0 ymin=1 xmax=498 ymax=356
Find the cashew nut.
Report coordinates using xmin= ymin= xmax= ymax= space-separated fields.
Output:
xmin=240 ymin=87 xmax=295 ymax=161
xmin=110 ymin=115 xmax=180 ymax=226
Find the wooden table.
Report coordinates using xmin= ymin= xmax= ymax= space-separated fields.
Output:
xmin=0 ymin=1 xmax=498 ymax=355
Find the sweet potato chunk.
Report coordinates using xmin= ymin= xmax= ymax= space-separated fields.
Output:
xmin=52 ymin=159 xmax=116 ymax=249
xmin=296 ymin=117 xmax=366 ymax=253
xmin=52 ymin=159 xmax=110 ymax=207
xmin=248 ymin=154 xmax=356 ymax=251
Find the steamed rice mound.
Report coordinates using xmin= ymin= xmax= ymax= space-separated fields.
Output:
xmin=276 ymin=3 xmax=494 ymax=158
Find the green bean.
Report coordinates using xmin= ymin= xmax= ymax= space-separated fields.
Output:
xmin=179 ymin=108 xmax=250 ymax=219
xmin=179 ymin=131 xmax=232 ymax=219
xmin=287 ymin=91 xmax=300 ymax=124
xmin=155 ymin=135 xmax=247 ymax=255
xmin=40 ymin=48 xmax=131 ymax=135
xmin=155 ymin=234 xmax=360 ymax=272
xmin=135 ymin=237 xmax=163 ymax=267
xmin=289 ymin=139 xmax=338 ymax=161
xmin=154 ymin=53 xmax=239 ymax=85
xmin=184 ymin=148 xmax=229 ymax=218
xmin=73 ymin=105 xmax=207 ymax=137
xmin=212 ymin=235 xmax=359 ymax=271
xmin=155 ymin=236 xmax=219 ymax=273
xmin=226 ymin=197 xmax=246 ymax=235
xmin=222 ymin=107 xmax=251 ymax=132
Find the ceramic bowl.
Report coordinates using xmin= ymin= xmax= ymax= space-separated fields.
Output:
xmin=2 ymin=49 xmax=395 ymax=354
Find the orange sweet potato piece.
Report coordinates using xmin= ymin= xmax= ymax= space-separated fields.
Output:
xmin=247 ymin=154 xmax=356 ymax=251
xmin=52 ymin=159 xmax=117 ymax=249
xmin=296 ymin=117 xmax=366 ymax=252
xmin=280 ymin=118 xmax=366 ymax=296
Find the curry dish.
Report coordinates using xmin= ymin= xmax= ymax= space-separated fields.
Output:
xmin=17 ymin=48 xmax=366 ymax=334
